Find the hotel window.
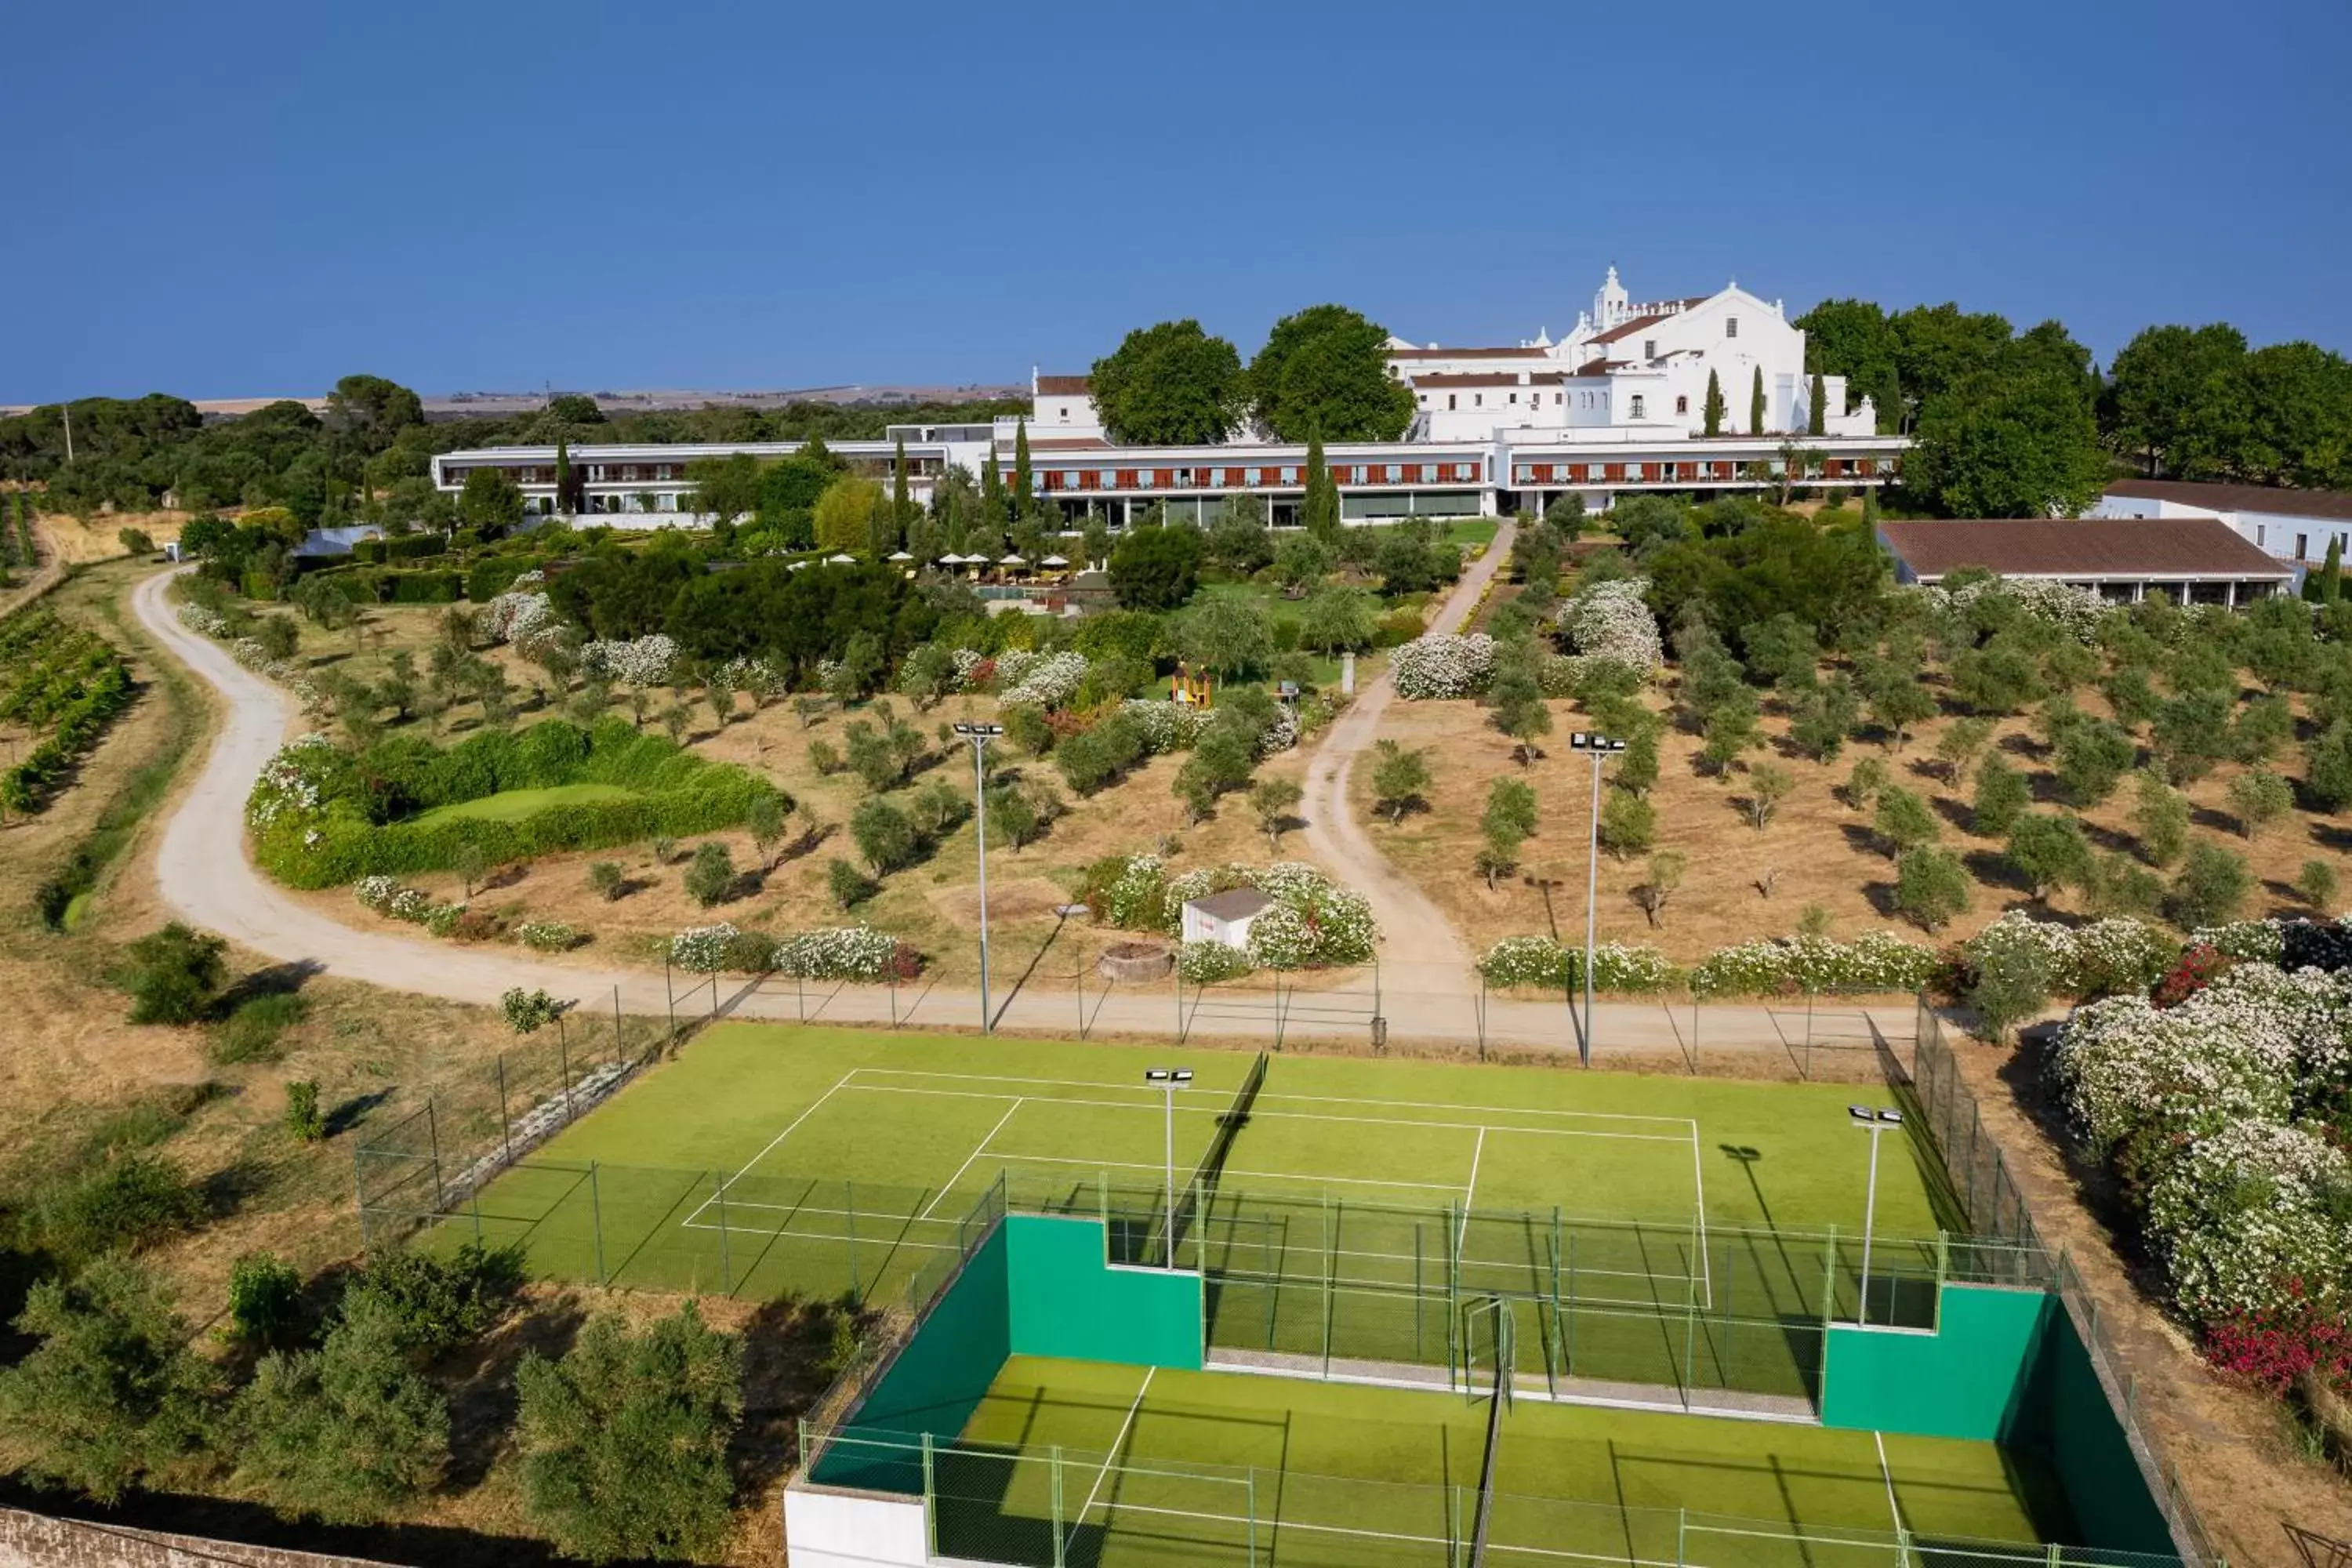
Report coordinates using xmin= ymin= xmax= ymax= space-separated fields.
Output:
xmin=1447 ymin=394 xmax=1457 ymax=410
xmin=1474 ymin=394 xmax=1483 ymax=407
xmin=1630 ymin=395 xmax=1646 ymax=419
xmin=1058 ymin=407 xmax=1069 ymax=418
xmin=1675 ymin=396 xmax=1688 ymax=415
xmin=1643 ymin=339 xmax=1656 ymax=359
xmin=1726 ymin=318 xmax=1738 ymax=338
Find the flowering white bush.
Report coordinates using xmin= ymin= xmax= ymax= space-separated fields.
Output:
xmin=2191 ymin=920 xmax=2288 ymax=964
xmin=423 ymin=903 xmax=467 ymax=938
xmin=773 ymin=926 xmax=909 ymax=980
xmin=2142 ymin=1121 xmax=2350 ymax=1320
xmin=387 ymin=887 xmax=433 ymax=924
xmin=1686 ymin=931 xmax=1936 ymax=997
xmin=951 ymin=648 xmax=988 ymax=688
xmin=1098 ymin=854 xmax=1171 ymax=929
xmin=717 ymin=655 xmax=788 ymax=701
xmin=354 ymin=876 xmax=403 ymax=913
xmin=479 ymin=590 xmax=554 ymax=646
xmin=1120 ymin=699 xmax=1208 ymax=754
xmin=514 ymin=921 xmax=579 ymax=952
xmin=1963 ymin=911 xmax=2172 ymax=1000
xmin=1000 ymin=650 xmax=1089 ymax=709
xmin=1178 ymin=940 xmax=1254 ymax=984
xmin=176 ymin=604 xmax=230 ymax=637
xmin=1477 ymin=937 xmax=1676 ymax=993
xmin=670 ymin=923 xmax=740 ymax=973
xmin=1555 ymin=577 xmax=1662 ymax=677
xmin=1923 ymin=577 xmax=2109 ymax=644
xmin=581 ymin=633 xmax=679 ymax=686
xmin=245 ymin=734 xmax=338 ymax=833
xmin=1392 ymin=633 xmax=1496 ymax=699
xmin=1257 ymin=702 xmax=1301 ymax=757
xmin=2050 ymin=964 xmax=2338 ymax=1157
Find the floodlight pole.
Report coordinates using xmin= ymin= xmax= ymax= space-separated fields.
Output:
xmin=1569 ymin=734 xmax=1624 ymax=1068
xmin=956 ymin=724 xmax=1004 ymax=1034
xmin=1145 ymin=1068 xmax=1192 ymax=1269
xmin=1850 ymin=1105 xmax=1901 ymax=1324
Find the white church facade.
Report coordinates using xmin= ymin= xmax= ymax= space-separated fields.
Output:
xmin=434 ymin=268 xmax=1906 ymax=524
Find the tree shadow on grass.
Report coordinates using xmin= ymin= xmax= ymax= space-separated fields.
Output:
xmin=438 ymin=1294 xmax=589 ymax=1493
xmin=211 ymin=959 xmax=323 ymax=1018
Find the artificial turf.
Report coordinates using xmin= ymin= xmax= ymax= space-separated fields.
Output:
xmin=441 ymin=1023 xmax=1952 ymax=1313
xmin=927 ymin=1355 xmax=2060 ymax=1567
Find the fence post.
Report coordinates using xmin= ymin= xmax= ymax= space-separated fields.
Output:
xmin=1051 ymin=1445 xmax=1065 ymax=1568
xmin=665 ymin=956 xmax=677 ymax=1044
xmin=1820 ymin=1224 xmax=1838 ymax=1323
xmin=1804 ymin=985 xmax=1815 ymax=1080
xmin=589 ymin=1160 xmax=607 ymax=1284
xmin=921 ymin=1432 xmax=936 ymax=1554
xmin=426 ymin=1102 xmax=445 ymax=1213
xmin=612 ymin=984 xmax=622 ymax=1062
xmin=558 ymin=1017 xmax=575 ymax=1123
xmin=716 ymin=1171 xmax=732 ymax=1294
xmin=497 ymin=1054 xmax=513 ymax=1163
xmin=1247 ymin=1467 xmax=1258 ymax=1568
xmin=1677 ymin=1507 xmax=1687 ymax=1567
xmin=1475 ymin=972 xmax=1487 ymax=1062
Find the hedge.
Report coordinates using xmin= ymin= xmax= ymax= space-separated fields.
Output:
xmin=249 ymin=718 xmax=786 ymax=888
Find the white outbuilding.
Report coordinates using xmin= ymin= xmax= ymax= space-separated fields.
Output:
xmin=1181 ymin=888 xmax=1272 ymax=950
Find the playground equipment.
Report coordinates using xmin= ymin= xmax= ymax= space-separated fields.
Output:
xmin=1171 ymin=663 xmax=1214 ymax=708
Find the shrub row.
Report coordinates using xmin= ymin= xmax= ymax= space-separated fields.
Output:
xmin=0 ymin=616 xmax=136 ymax=815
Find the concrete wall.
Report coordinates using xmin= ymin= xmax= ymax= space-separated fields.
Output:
xmin=0 ymin=1508 xmax=398 ymax=1568
xmin=779 ymin=1488 xmax=930 ymax=1568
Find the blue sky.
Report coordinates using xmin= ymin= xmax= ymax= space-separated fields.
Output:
xmin=5 ymin=0 xmax=2346 ymax=404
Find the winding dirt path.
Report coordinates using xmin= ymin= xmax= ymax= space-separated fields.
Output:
xmin=1295 ymin=520 xmax=1514 ymax=992
xmin=132 ymin=561 xmax=1902 ymax=1057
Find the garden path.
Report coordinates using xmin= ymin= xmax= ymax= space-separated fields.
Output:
xmin=132 ymin=561 xmax=1913 ymax=1059
xmin=1294 ymin=519 xmax=1515 ymax=993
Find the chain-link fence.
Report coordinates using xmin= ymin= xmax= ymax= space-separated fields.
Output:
xmin=795 ymin=1422 xmax=2195 ymax=1568
xmin=1901 ymin=1000 xmax=2221 ymax=1568
xmin=354 ymin=986 xmax=699 ymax=1248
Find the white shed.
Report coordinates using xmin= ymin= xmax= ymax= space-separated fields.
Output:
xmin=1181 ymin=887 xmax=1272 ymax=950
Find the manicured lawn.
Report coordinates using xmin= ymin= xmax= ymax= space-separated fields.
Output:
xmin=412 ymin=782 xmax=642 ymax=824
xmin=935 ymin=1355 xmax=2059 ymax=1566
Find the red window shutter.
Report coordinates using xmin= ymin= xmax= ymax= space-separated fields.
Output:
xmin=1534 ymin=463 xmax=1554 ymax=483
xmin=1155 ymin=470 xmax=1175 ymax=488
xmin=1116 ymin=470 xmax=1138 ymax=488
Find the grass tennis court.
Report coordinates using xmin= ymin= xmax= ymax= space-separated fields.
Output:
xmin=414 ymin=1025 xmax=1952 ymax=1328
xmin=890 ymin=1353 xmax=2067 ymax=1566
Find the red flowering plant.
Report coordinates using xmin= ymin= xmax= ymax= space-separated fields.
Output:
xmin=2203 ymin=1279 xmax=2352 ymax=1396
xmin=2151 ymin=943 xmax=2227 ymax=1010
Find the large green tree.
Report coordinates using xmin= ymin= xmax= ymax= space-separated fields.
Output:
xmin=517 ymin=1304 xmax=743 ymax=1566
xmin=0 ymin=1260 xmax=214 ymax=1503
xmin=1889 ymin=303 xmax=2014 ymax=433
xmin=1089 ymin=320 xmax=1246 ymax=445
xmin=2103 ymin=322 xmax=2246 ymax=477
xmin=1906 ymin=330 xmax=2108 ymax=517
xmin=231 ymin=1290 xmax=450 ymax=1525
xmin=1247 ymin=303 xmax=1414 ymax=441
xmin=1795 ymin=299 xmax=1900 ymax=430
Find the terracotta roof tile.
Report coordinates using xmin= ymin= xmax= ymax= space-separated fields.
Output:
xmin=1035 ymin=375 xmax=1091 ymax=396
xmin=2106 ymin=478 xmax=2352 ymax=524
xmin=1876 ymin=518 xmax=2292 ymax=580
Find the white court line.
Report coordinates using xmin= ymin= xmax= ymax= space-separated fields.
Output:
xmin=1065 ymin=1367 xmax=1154 ymax=1558
xmin=1875 ymin=1430 xmax=1903 ymax=1534
xmin=916 ymin=1098 xmax=1026 ymax=1221
xmin=1087 ymin=1498 xmax=1659 ymax=1563
xmin=1463 ymin=1127 xmax=1488 ymax=1218
xmin=683 ymin=1076 xmax=855 ymax=1228
xmin=985 ymin=1152 xmax=1468 ymax=1196
xmin=1690 ymin=1125 xmax=1714 ymax=1311
xmin=850 ymin=1064 xmax=1697 ymax=1128
xmin=840 ymin=1082 xmax=1691 ymax=1142
xmin=677 ymin=1218 xmax=962 ymax=1251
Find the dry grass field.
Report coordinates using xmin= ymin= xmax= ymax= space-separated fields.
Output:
xmin=1357 ymin=684 xmax=2352 ymax=965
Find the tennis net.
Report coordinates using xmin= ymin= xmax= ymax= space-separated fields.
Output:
xmin=1165 ymin=1051 xmax=1269 ymax=1262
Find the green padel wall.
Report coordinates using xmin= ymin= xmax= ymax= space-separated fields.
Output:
xmin=1006 ymin=1214 xmax=1205 ymax=1370
xmin=1822 ymin=1283 xmax=2176 ymax=1558
xmin=2014 ymin=1305 xmax=2176 ymax=1556
xmin=1820 ymin=1283 xmax=2049 ymax=1439
xmin=811 ymin=1224 xmax=1010 ymax=1493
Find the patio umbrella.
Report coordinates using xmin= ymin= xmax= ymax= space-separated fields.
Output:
xmin=1040 ymin=554 xmax=1069 ymax=566
xmin=999 ymin=554 xmax=1027 ymax=566
xmin=887 ymin=550 xmax=914 ymax=561
xmin=826 ymin=553 xmax=856 ymax=564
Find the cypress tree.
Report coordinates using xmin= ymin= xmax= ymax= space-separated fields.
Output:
xmin=1808 ymin=372 xmax=1828 ymax=437
xmin=981 ymin=441 xmax=1004 ymax=521
xmin=2309 ymin=536 xmax=2343 ymax=604
xmin=1702 ymin=369 xmax=1724 ymax=437
xmin=891 ymin=436 xmax=912 ymax=528
xmin=1012 ymin=419 xmax=1033 ymax=513
xmin=1302 ymin=429 xmax=1339 ymax=543
xmin=554 ymin=436 xmax=574 ymax=516
xmin=1750 ymin=367 xmax=1768 ymax=435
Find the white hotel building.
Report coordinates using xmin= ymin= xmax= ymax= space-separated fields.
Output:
xmin=431 ymin=269 xmax=1907 ymax=526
